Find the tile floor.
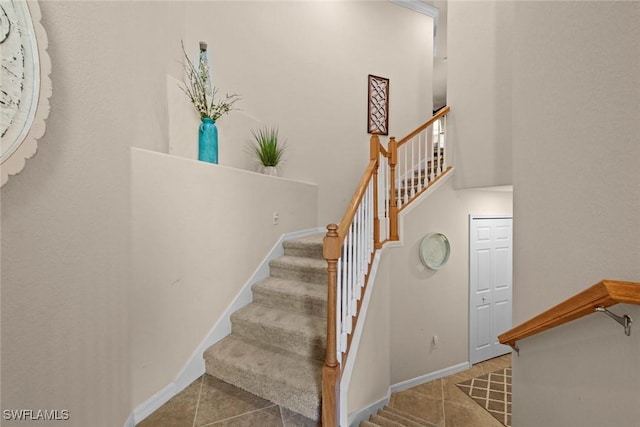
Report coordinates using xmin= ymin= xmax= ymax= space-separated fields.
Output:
xmin=387 ymin=354 xmax=512 ymax=427
xmin=137 ymin=354 xmax=511 ymax=427
xmin=136 ymin=374 xmax=320 ymax=427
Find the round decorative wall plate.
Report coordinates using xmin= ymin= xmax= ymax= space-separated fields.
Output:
xmin=419 ymin=232 xmax=450 ymax=270
xmin=1 ymin=0 xmax=51 ymax=187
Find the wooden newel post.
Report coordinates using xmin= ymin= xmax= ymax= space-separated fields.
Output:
xmin=370 ymin=135 xmax=381 ymax=249
xmin=322 ymin=224 xmax=341 ymax=427
xmin=388 ymin=137 xmax=399 ymax=241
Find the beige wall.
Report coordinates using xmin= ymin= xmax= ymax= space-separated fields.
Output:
xmin=389 ymin=178 xmax=512 ymax=383
xmin=511 ymin=2 xmax=640 ymax=426
xmin=447 ymin=1 xmax=513 ymax=189
xmin=176 ymin=1 xmax=434 ymax=225
xmin=0 ymin=2 xmax=177 ymax=426
xmin=431 ymin=0 xmax=448 ymax=111
xmin=131 ymin=149 xmax=318 ymax=406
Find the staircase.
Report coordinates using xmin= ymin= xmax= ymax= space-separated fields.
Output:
xmin=203 ymin=232 xmax=327 ymax=420
xmin=360 ymin=406 xmax=439 ymax=427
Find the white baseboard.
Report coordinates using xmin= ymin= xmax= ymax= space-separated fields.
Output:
xmin=123 ymin=411 xmax=136 ymax=427
xmin=347 ymin=361 xmax=470 ymax=427
xmin=390 ymin=361 xmax=469 ymax=394
xmin=133 ymin=382 xmax=177 ymax=424
xmin=128 ymin=227 xmax=325 ymax=426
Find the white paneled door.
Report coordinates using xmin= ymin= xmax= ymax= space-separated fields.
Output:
xmin=469 ymin=216 xmax=513 ymax=364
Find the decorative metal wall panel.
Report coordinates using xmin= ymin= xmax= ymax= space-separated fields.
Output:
xmin=367 ymin=75 xmax=389 ymax=135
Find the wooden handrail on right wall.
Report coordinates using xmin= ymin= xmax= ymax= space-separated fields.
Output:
xmin=498 ymin=279 xmax=640 ymax=350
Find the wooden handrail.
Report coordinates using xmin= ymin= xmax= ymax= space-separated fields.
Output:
xmin=379 ymin=143 xmax=389 ymax=158
xmin=498 ymin=279 xmax=640 ymax=349
xmin=335 ymin=160 xmax=377 ymax=239
xmin=396 ymin=105 xmax=450 ymax=147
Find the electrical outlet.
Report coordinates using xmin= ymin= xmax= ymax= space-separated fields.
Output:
xmin=272 ymin=212 xmax=279 ymax=225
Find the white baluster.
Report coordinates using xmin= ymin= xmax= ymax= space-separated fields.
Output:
xmin=369 ymin=180 xmax=374 ymax=254
xmin=417 ymin=132 xmax=423 ymax=192
xmin=361 ymin=194 xmax=366 ymax=279
xmin=336 ymin=251 xmax=344 ymax=360
xmin=360 ymin=200 xmax=364 ymax=276
xmin=424 ymin=128 xmax=430 ymax=184
xmin=383 ymin=156 xmax=388 ymax=241
xmin=356 ymin=206 xmax=361 ymax=288
xmin=363 ymin=192 xmax=368 ymax=274
xmin=441 ymin=116 xmax=447 ymax=171
xmin=350 ymin=220 xmax=357 ymax=317
xmin=364 ymin=186 xmax=369 ymax=259
xmin=423 ymin=129 xmax=429 ymax=184
xmin=355 ymin=211 xmax=361 ymax=302
xmin=343 ymin=249 xmax=348 ymax=358
xmin=424 ymin=130 xmax=429 ymax=188
xmin=348 ymin=222 xmax=354 ymax=330
xmin=430 ymin=125 xmax=436 ymax=182
xmin=403 ymin=145 xmax=408 ymax=204
xmin=378 ymin=156 xmax=383 ymax=234
xmin=396 ymin=151 xmax=401 ymax=211
xmin=386 ymin=154 xmax=390 ymax=240
xmin=433 ymin=120 xmax=440 ymax=177
xmin=411 ymin=137 xmax=415 ymax=198
xmin=337 ymin=255 xmax=343 ymax=355
xmin=368 ymin=181 xmax=372 ymax=249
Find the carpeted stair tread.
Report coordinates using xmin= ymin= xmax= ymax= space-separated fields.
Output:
xmin=360 ymin=421 xmax=381 ymax=427
xmin=377 ymin=409 xmax=431 ymax=427
xmin=252 ymin=276 xmax=327 ymax=318
xmin=230 ymin=303 xmax=326 ymax=360
xmin=283 ymin=233 xmax=325 ymax=259
xmin=204 ymin=233 xmax=330 ymax=421
xmin=370 ymin=414 xmax=407 ymax=427
xmin=269 ymin=255 xmax=327 ymax=285
xmin=383 ymin=406 xmax=436 ymax=426
xmin=204 ymin=335 xmax=322 ymax=420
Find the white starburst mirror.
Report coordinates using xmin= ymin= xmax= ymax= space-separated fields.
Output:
xmin=1 ymin=0 xmax=51 ymax=187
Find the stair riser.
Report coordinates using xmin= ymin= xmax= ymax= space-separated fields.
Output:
xmin=270 ymin=264 xmax=327 ymax=285
xmin=230 ymin=316 xmax=326 ymax=361
xmin=371 ymin=414 xmax=405 ymax=427
xmin=252 ymin=288 xmax=327 ymax=318
xmin=283 ymin=244 xmax=325 ymax=260
xmin=383 ymin=406 xmax=434 ymax=426
xmin=204 ymin=361 xmax=320 ymax=421
xmin=377 ymin=410 xmax=429 ymax=427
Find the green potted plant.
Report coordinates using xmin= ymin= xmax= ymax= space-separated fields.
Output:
xmin=250 ymin=126 xmax=287 ymax=176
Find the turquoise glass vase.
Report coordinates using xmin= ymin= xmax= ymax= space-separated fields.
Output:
xmin=198 ymin=118 xmax=218 ymax=164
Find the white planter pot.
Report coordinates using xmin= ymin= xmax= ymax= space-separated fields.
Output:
xmin=262 ymin=166 xmax=278 ymax=176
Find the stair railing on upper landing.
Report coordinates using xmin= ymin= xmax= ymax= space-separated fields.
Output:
xmin=321 ymin=106 xmax=452 ymax=427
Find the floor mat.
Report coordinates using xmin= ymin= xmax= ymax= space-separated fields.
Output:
xmin=456 ymin=368 xmax=511 ymax=427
